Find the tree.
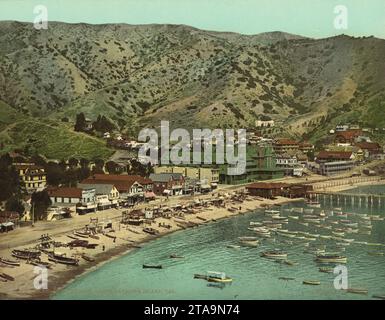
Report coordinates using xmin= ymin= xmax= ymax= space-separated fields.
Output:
xmin=0 ymin=154 xmax=20 ymax=201
xmin=105 ymin=161 xmax=118 ymax=174
xmin=45 ymin=162 xmax=66 ymax=186
xmin=5 ymin=196 xmax=25 ymax=215
xmin=74 ymin=113 xmax=86 ymax=132
xmin=31 ymin=190 xmax=52 ymax=221
xmin=92 ymin=158 xmax=105 ymax=174
xmin=68 ymin=157 xmax=79 ymax=168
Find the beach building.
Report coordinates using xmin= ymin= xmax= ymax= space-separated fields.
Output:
xmin=47 ymin=187 xmax=97 ymax=214
xmin=154 ymin=166 xmax=219 ymax=188
xmin=78 ymin=183 xmax=120 ymax=210
xmin=219 ymin=143 xmax=284 ymax=184
xmin=81 ymin=174 xmax=154 ymax=204
xmin=246 ymin=182 xmax=311 ymax=199
xmin=149 ymin=173 xmax=184 ymax=196
xmin=315 ymin=151 xmax=356 ymax=176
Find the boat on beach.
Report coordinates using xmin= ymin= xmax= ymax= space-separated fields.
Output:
xmin=0 ymin=257 xmax=20 ymax=267
xmin=319 ymin=267 xmax=334 ymax=273
xmin=48 ymin=253 xmax=79 ymax=266
xmin=0 ymin=273 xmax=14 ymax=281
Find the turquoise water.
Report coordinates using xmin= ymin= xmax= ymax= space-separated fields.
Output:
xmin=53 ymin=185 xmax=385 ymax=300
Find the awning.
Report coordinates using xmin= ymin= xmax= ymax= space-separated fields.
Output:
xmin=201 ymin=185 xmax=211 ymax=189
xmin=163 ymin=189 xmax=171 ymax=195
xmin=211 ymin=183 xmax=218 ymax=186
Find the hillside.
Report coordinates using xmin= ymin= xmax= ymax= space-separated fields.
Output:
xmin=1 ymin=21 xmax=385 ymax=159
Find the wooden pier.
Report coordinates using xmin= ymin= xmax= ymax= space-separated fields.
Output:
xmin=307 ymin=191 xmax=385 ymax=208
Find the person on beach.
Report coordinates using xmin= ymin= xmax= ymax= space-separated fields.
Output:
xmin=102 ymin=245 xmax=105 ymax=251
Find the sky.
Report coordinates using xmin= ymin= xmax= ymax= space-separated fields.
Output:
xmin=0 ymin=0 xmax=384 ymax=39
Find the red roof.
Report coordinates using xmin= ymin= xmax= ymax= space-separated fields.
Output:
xmin=246 ymin=182 xmax=290 ymax=190
xmin=317 ymin=151 xmax=353 ymax=160
xmin=335 ymin=130 xmax=362 ymax=141
xmin=81 ymin=174 xmax=152 ymax=193
xmin=355 ymin=142 xmax=380 ymax=151
xmin=87 ymin=174 xmax=152 ymax=185
xmin=47 ymin=187 xmax=82 ymax=198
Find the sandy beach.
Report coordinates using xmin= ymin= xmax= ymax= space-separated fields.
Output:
xmin=1 ymin=175 xmax=383 ymax=300
xmin=0 ymin=188 xmax=302 ymax=300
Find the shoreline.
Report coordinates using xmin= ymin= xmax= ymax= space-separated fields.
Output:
xmin=1 ymin=177 xmax=383 ymax=300
xmin=0 ymin=196 xmax=302 ymax=300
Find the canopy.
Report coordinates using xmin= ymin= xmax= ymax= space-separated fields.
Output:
xmin=1 ymin=222 xmax=14 ymax=227
xmin=163 ymin=189 xmax=171 ymax=195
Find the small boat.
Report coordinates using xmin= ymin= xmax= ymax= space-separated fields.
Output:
xmin=315 ymin=254 xmax=347 ymax=264
xmin=238 ymin=236 xmax=258 ymax=242
xmin=82 ymin=254 xmax=95 ymax=262
xmin=288 ymin=215 xmax=299 ymax=220
xmin=143 ymin=264 xmax=162 ymax=269
xmin=226 ymin=245 xmax=241 ymax=249
xmin=261 ymin=250 xmax=288 ymax=259
xmin=306 ymin=201 xmax=321 ymax=208
xmin=303 ymin=280 xmax=321 ymax=285
xmin=249 ymin=221 xmax=263 ymax=227
xmin=0 ymin=273 xmax=15 ymax=281
xmin=368 ymin=252 xmax=384 ymax=256
xmin=104 ymin=233 xmax=117 ymax=239
xmin=143 ymin=227 xmax=159 ymax=235
xmin=265 ymin=209 xmax=280 ymax=215
xmin=346 ymin=288 xmax=368 ymax=295
xmin=29 ymin=259 xmax=52 ymax=269
xmin=372 ymin=294 xmax=385 ymax=300
xmin=319 ymin=267 xmax=334 ymax=273
xmin=370 ymin=215 xmax=384 ymax=221
xmin=48 ymin=253 xmax=79 ymax=266
xmin=0 ymin=258 xmax=20 ymax=267
xmin=196 ymin=216 xmax=207 ymax=221
xmin=170 ymin=254 xmax=184 ymax=258
xmin=89 ymin=235 xmax=100 ymax=240
xmin=279 ymin=277 xmax=295 ymax=281
xmin=284 ymin=260 xmax=298 ymax=266
xmin=206 ymin=271 xmax=233 ymax=283
xmin=67 ymin=235 xmax=78 ymax=240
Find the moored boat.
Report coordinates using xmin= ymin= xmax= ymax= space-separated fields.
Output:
xmin=315 ymin=254 xmax=347 ymax=264
xmin=143 ymin=264 xmax=162 ymax=269
xmin=261 ymin=250 xmax=288 ymax=259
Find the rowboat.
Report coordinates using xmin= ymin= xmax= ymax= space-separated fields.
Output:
xmin=284 ymin=260 xmax=298 ymax=266
xmin=226 ymin=244 xmax=241 ymax=249
xmin=306 ymin=201 xmax=321 ymax=208
xmin=249 ymin=221 xmax=263 ymax=227
xmin=48 ymin=254 xmax=79 ymax=266
xmin=238 ymin=236 xmax=258 ymax=241
xmin=319 ymin=267 xmax=334 ymax=273
xmin=372 ymin=294 xmax=385 ymax=300
xmin=261 ymin=250 xmax=288 ymax=259
xmin=143 ymin=227 xmax=160 ymax=235
xmin=29 ymin=259 xmax=52 ymax=269
xmin=206 ymin=271 xmax=233 ymax=283
xmin=143 ymin=264 xmax=162 ymax=269
xmin=265 ymin=209 xmax=280 ymax=215
xmin=346 ymin=288 xmax=368 ymax=295
xmin=0 ymin=258 xmax=20 ymax=267
xmin=279 ymin=277 xmax=295 ymax=281
xmin=288 ymin=215 xmax=299 ymax=220
xmin=0 ymin=273 xmax=14 ymax=281
xmin=170 ymin=254 xmax=185 ymax=258
xmin=315 ymin=254 xmax=347 ymax=264
xmin=303 ymin=280 xmax=321 ymax=285
xmin=82 ymin=254 xmax=95 ymax=262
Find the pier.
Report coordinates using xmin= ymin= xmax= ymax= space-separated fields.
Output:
xmin=306 ymin=176 xmax=385 ymax=208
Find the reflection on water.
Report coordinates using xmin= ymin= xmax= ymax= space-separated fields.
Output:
xmin=53 ymin=185 xmax=385 ymax=300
